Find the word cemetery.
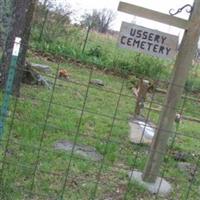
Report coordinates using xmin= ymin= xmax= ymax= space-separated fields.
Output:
xmin=118 ymin=22 xmax=178 ymax=59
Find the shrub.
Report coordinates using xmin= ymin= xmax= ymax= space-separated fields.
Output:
xmin=87 ymin=45 xmax=102 ymax=58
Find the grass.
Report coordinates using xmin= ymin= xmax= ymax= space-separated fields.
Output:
xmin=30 ymin=25 xmax=200 ymax=95
xmin=0 ymin=53 xmax=199 ymax=199
xmin=30 ymin=25 xmax=171 ymax=80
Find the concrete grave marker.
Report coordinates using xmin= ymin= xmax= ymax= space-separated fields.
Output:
xmin=54 ymin=140 xmax=103 ymax=162
xmin=31 ymin=63 xmax=51 ymax=73
xmin=129 ymin=117 xmax=156 ymax=144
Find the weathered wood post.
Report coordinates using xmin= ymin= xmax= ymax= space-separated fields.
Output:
xmin=134 ymin=79 xmax=149 ymax=116
xmin=142 ymin=0 xmax=200 ymax=182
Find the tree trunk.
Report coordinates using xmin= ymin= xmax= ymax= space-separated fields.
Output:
xmin=0 ymin=0 xmax=36 ymax=96
xmin=0 ymin=1 xmax=3 ymax=48
xmin=0 ymin=0 xmax=13 ymax=49
xmin=13 ymin=0 xmax=36 ymax=96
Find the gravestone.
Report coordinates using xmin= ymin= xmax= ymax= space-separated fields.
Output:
xmin=90 ymin=79 xmax=104 ymax=86
xmin=129 ymin=116 xmax=155 ymax=144
xmin=31 ymin=63 xmax=51 ymax=73
xmin=54 ymin=140 xmax=103 ymax=162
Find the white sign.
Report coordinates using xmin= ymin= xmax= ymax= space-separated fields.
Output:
xmin=12 ymin=37 xmax=22 ymax=56
xmin=118 ymin=22 xmax=179 ymax=59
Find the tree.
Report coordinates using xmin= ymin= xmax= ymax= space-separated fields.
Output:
xmin=0 ymin=1 xmax=3 ymax=47
xmin=81 ymin=9 xmax=116 ymax=33
xmin=0 ymin=0 xmax=37 ymax=96
xmin=0 ymin=0 xmax=13 ymax=48
xmin=33 ymin=0 xmax=72 ymax=42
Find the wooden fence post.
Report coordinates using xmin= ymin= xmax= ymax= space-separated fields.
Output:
xmin=142 ymin=0 xmax=200 ymax=183
xmin=134 ymin=79 xmax=149 ymax=116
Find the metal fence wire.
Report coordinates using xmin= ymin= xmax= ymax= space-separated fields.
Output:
xmin=0 ymin=2 xmax=200 ymax=200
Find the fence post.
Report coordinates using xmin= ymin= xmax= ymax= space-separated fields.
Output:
xmin=82 ymin=23 xmax=91 ymax=53
xmin=134 ymin=79 xmax=149 ymax=116
xmin=142 ymin=0 xmax=200 ymax=183
xmin=0 ymin=37 xmax=21 ymax=137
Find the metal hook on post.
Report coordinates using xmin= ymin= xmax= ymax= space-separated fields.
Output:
xmin=169 ymin=4 xmax=193 ymax=16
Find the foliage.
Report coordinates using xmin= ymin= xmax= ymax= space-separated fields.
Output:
xmin=87 ymin=45 xmax=102 ymax=58
xmin=30 ymin=2 xmax=200 ymax=93
xmin=81 ymin=9 xmax=116 ymax=33
xmin=31 ymin=23 xmax=170 ymax=80
xmin=29 ymin=1 xmax=171 ymax=81
xmin=185 ymin=76 xmax=200 ymax=93
xmin=32 ymin=0 xmax=72 ymax=42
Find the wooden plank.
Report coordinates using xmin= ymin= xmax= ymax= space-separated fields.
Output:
xmin=118 ymin=22 xmax=178 ymax=59
xmin=182 ymin=115 xmax=200 ymax=123
xmin=118 ymin=2 xmax=189 ymax=29
xmin=145 ymin=106 xmax=200 ymax=123
xmin=155 ymin=88 xmax=200 ymax=103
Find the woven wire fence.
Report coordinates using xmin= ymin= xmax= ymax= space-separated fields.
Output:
xmin=0 ymin=47 xmax=200 ymax=200
xmin=0 ymin=3 xmax=200 ymax=200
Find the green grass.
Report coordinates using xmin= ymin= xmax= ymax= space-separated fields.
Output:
xmin=0 ymin=55 xmax=200 ymax=199
xmin=30 ymin=25 xmax=171 ymax=80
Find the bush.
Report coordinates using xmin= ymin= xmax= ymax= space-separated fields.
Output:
xmin=87 ymin=45 xmax=102 ymax=58
xmin=185 ymin=77 xmax=200 ymax=93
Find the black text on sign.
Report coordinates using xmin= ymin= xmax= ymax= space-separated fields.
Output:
xmin=118 ymin=22 xmax=179 ymax=59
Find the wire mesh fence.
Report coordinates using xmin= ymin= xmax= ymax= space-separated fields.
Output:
xmin=0 ymin=47 xmax=200 ymax=200
xmin=0 ymin=1 xmax=200 ymax=200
